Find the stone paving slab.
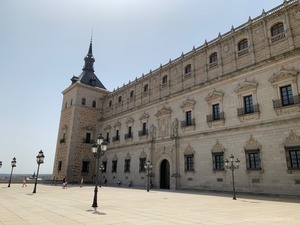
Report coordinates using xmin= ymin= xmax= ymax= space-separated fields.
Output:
xmin=0 ymin=183 xmax=299 ymax=225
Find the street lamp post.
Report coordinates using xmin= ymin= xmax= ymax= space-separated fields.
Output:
xmin=33 ymin=150 xmax=45 ymax=193
xmin=72 ymin=166 xmax=76 ymax=185
xmin=8 ymin=157 xmax=17 ymax=187
xmin=0 ymin=161 xmax=2 ymax=168
xmin=91 ymin=134 xmax=108 ymax=208
xmin=225 ymin=154 xmax=240 ymax=200
xmin=144 ymin=160 xmax=153 ymax=192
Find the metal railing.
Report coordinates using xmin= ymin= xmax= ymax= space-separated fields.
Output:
xmin=237 ymin=104 xmax=259 ymax=116
xmin=138 ymin=129 xmax=148 ymax=136
xmin=181 ymin=118 xmax=196 ymax=127
xmin=207 ymin=112 xmax=225 ymax=122
xmin=273 ymin=95 xmax=300 ymax=109
xmin=124 ymin=133 xmax=133 ymax=139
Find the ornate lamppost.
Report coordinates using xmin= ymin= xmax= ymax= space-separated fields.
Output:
xmin=225 ymin=154 xmax=240 ymax=200
xmin=33 ymin=150 xmax=45 ymax=193
xmin=0 ymin=161 xmax=2 ymax=168
xmin=91 ymin=134 xmax=108 ymax=208
xmin=8 ymin=157 xmax=16 ymax=187
xmin=144 ymin=160 xmax=153 ymax=192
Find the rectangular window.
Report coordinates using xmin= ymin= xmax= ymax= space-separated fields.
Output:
xmin=58 ymin=161 xmax=62 ymax=172
xmin=186 ymin=111 xmax=192 ymax=126
xmin=112 ymin=160 xmax=117 ymax=172
xmin=244 ymin=95 xmax=254 ymax=114
xmin=139 ymin=158 xmax=146 ymax=172
xmin=102 ymin=161 xmax=107 ymax=173
xmin=116 ymin=130 xmax=119 ymax=140
xmin=124 ymin=159 xmax=130 ymax=172
xmin=81 ymin=161 xmax=89 ymax=173
xmin=106 ymin=132 xmax=110 ymax=143
xmin=246 ymin=151 xmax=261 ymax=170
xmin=85 ymin=133 xmax=91 ymax=143
xmin=213 ymin=154 xmax=224 ymax=170
xmin=128 ymin=126 xmax=132 ymax=137
xmin=212 ymin=104 xmax=220 ymax=120
xmin=280 ymin=85 xmax=293 ymax=106
xmin=185 ymin=155 xmax=194 ymax=171
xmin=142 ymin=123 xmax=147 ymax=135
xmin=289 ymin=150 xmax=300 ymax=169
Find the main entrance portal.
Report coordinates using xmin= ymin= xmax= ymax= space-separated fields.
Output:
xmin=160 ymin=159 xmax=170 ymax=189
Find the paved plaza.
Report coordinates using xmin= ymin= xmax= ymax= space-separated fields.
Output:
xmin=0 ymin=183 xmax=299 ymax=225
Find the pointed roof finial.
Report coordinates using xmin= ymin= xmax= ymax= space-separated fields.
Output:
xmin=262 ymin=9 xmax=266 ymax=17
xmin=231 ymin=25 xmax=235 ymax=33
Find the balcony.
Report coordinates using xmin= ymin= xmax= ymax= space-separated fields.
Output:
xmin=124 ymin=133 xmax=133 ymax=139
xmin=273 ymin=95 xmax=300 ymax=109
xmin=83 ymin=139 xmax=94 ymax=144
xmin=138 ymin=130 xmax=148 ymax=137
xmin=112 ymin=135 xmax=120 ymax=142
xmin=206 ymin=112 xmax=225 ymax=123
xmin=271 ymin=32 xmax=286 ymax=43
xmin=237 ymin=104 xmax=260 ymax=116
xmin=181 ymin=118 xmax=196 ymax=127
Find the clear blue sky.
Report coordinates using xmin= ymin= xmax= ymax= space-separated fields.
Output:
xmin=0 ymin=0 xmax=284 ymax=174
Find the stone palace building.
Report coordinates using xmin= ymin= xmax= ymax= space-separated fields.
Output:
xmin=53 ymin=0 xmax=300 ymax=196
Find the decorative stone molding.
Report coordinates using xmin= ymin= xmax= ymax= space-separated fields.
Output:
xmin=103 ymin=125 xmax=111 ymax=131
xmin=205 ymin=90 xmax=224 ymax=103
xmin=269 ymin=68 xmax=298 ymax=85
xmin=140 ymin=112 xmax=149 ymax=122
xmin=155 ymin=106 xmax=172 ymax=117
xmin=125 ymin=152 xmax=131 ymax=160
xmin=139 ymin=150 xmax=147 ymax=159
xmin=126 ymin=117 xmax=135 ymax=126
xmin=211 ymin=140 xmax=225 ymax=153
xmin=244 ymin=135 xmax=261 ymax=151
xmin=114 ymin=121 xmax=121 ymax=129
xmin=284 ymin=129 xmax=300 ymax=147
xmin=180 ymin=98 xmax=196 ymax=112
xmin=234 ymin=80 xmax=258 ymax=94
xmin=112 ymin=154 xmax=118 ymax=161
xmin=83 ymin=124 xmax=96 ymax=131
xmin=184 ymin=144 xmax=195 ymax=155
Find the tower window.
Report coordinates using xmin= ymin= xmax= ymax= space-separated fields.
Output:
xmin=185 ymin=64 xmax=192 ymax=74
xmin=81 ymin=98 xmax=86 ymax=106
xmin=92 ymin=100 xmax=96 ymax=108
xmin=209 ymin=52 xmax=218 ymax=63
xmin=271 ymin=22 xmax=284 ymax=37
xmin=238 ymin=39 xmax=248 ymax=51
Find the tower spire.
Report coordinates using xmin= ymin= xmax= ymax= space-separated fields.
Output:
xmin=83 ymin=34 xmax=95 ymax=72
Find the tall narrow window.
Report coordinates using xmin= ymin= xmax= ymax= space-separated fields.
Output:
xmin=124 ymin=159 xmax=130 ymax=172
xmin=213 ymin=153 xmax=224 ymax=170
xmin=81 ymin=161 xmax=89 ymax=173
xmin=280 ymin=85 xmax=293 ymax=106
xmin=144 ymin=84 xmax=148 ymax=92
xmin=112 ymin=160 xmax=117 ymax=172
xmin=162 ymin=75 xmax=168 ymax=84
xmin=106 ymin=132 xmax=110 ymax=143
xmin=244 ymin=95 xmax=254 ymax=114
xmin=109 ymin=100 xmax=112 ymax=107
xmin=116 ymin=130 xmax=119 ymax=141
xmin=130 ymin=90 xmax=134 ymax=98
xmin=212 ymin=104 xmax=220 ymax=120
xmin=185 ymin=155 xmax=194 ymax=171
xmin=128 ymin=126 xmax=132 ymax=138
xmin=186 ymin=111 xmax=192 ymax=126
xmin=246 ymin=151 xmax=261 ymax=170
xmin=289 ymin=150 xmax=300 ymax=169
xmin=84 ymin=133 xmax=91 ymax=143
xmin=118 ymin=96 xmax=122 ymax=103
xmin=139 ymin=158 xmax=146 ymax=171
xmin=92 ymin=100 xmax=96 ymax=108
xmin=81 ymin=98 xmax=86 ymax=106
xmin=58 ymin=161 xmax=62 ymax=172
xmin=142 ymin=122 xmax=147 ymax=135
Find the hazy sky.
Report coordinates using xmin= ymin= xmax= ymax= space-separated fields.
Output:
xmin=0 ymin=0 xmax=284 ymax=174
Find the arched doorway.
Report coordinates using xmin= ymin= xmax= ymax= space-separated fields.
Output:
xmin=160 ymin=159 xmax=170 ymax=189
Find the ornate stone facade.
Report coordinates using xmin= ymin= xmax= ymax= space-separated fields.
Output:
xmin=53 ymin=0 xmax=300 ymax=195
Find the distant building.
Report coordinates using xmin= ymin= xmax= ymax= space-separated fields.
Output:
xmin=53 ymin=0 xmax=300 ymax=196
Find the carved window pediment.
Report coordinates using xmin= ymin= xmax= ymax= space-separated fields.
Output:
xmin=139 ymin=150 xmax=147 ymax=159
xmin=269 ymin=68 xmax=298 ymax=85
xmin=126 ymin=117 xmax=135 ymax=125
xmin=125 ymin=152 xmax=131 ymax=160
xmin=244 ymin=135 xmax=261 ymax=151
xmin=104 ymin=125 xmax=111 ymax=131
xmin=114 ymin=121 xmax=121 ymax=129
xmin=180 ymin=98 xmax=196 ymax=111
xmin=234 ymin=80 xmax=258 ymax=93
xmin=140 ymin=112 xmax=149 ymax=122
xmin=284 ymin=130 xmax=300 ymax=147
xmin=205 ymin=90 xmax=224 ymax=102
xmin=184 ymin=144 xmax=195 ymax=155
xmin=211 ymin=140 xmax=225 ymax=153
xmin=112 ymin=154 xmax=118 ymax=161
xmin=155 ymin=107 xmax=172 ymax=117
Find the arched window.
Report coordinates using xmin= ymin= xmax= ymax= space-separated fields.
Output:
xmin=271 ymin=22 xmax=284 ymax=37
xmin=144 ymin=84 xmax=148 ymax=92
xmin=162 ymin=75 xmax=168 ymax=84
xmin=118 ymin=96 xmax=122 ymax=103
xmin=185 ymin=64 xmax=192 ymax=74
xmin=92 ymin=100 xmax=96 ymax=108
xmin=238 ymin=39 xmax=248 ymax=51
xmin=109 ymin=100 xmax=112 ymax=107
xmin=81 ymin=98 xmax=86 ymax=106
xmin=130 ymin=90 xmax=134 ymax=98
xmin=209 ymin=52 xmax=218 ymax=64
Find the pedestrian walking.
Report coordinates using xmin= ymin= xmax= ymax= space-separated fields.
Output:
xmin=22 ymin=177 xmax=27 ymax=187
xmin=80 ymin=177 xmax=84 ymax=188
